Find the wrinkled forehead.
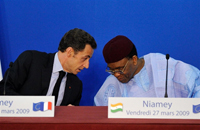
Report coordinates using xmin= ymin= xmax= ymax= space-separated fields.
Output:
xmin=75 ymin=44 xmax=94 ymax=57
xmin=107 ymin=57 xmax=128 ymax=69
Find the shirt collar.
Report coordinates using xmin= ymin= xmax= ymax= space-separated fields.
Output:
xmin=53 ymin=52 xmax=65 ymax=73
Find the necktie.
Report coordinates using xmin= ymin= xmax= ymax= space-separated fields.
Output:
xmin=52 ymin=71 xmax=66 ymax=105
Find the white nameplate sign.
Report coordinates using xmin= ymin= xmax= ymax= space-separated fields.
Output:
xmin=108 ymin=97 xmax=200 ymax=119
xmin=0 ymin=96 xmax=54 ymax=117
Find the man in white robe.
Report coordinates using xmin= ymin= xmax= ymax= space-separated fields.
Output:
xmin=94 ymin=35 xmax=200 ymax=106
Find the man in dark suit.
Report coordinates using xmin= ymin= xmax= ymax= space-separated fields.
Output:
xmin=0 ymin=28 xmax=97 ymax=106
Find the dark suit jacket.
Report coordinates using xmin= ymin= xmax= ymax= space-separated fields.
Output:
xmin=0 ymin=50 xmax=82 ymax=106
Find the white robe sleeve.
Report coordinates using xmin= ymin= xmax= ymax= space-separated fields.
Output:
xmin=94 ymin=75 xmax=122 ymax=106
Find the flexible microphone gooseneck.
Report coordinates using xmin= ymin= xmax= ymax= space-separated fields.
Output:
xmin=3 ymin=62 xmax=14 ymax=95
xmin=164 ymin=54 xmax=170 ymax=98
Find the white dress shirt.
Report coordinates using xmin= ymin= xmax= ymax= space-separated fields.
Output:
xmin=46 ymin=52 xmax=67 ymax=106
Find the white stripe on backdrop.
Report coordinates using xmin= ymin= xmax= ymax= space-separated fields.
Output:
xmin=0 ymin=60 xmax=3 ymax=80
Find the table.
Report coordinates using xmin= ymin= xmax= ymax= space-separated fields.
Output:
xmin=0 ymin=106 xmax=200 ymax=130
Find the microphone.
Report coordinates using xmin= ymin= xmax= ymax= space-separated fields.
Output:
xmin=3 ymin=62 xmax=14 ymax=95
xmin=164 ymin=54 xmax=170 ymax=98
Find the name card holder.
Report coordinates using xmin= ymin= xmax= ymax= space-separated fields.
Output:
xmin=0 ymin=96 xmax=54 ymax=117
xmin=108 ymin=97 xmax=200 ymax=119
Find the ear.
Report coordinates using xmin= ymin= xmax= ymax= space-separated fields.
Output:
xmin=65 ymin=47 xmax=74 ymax=57
xmin=132 ymin=55 xmax=138 ymax=65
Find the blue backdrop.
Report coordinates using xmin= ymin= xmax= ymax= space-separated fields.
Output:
xmin=0 ymin=0 xmax=199 ymax=106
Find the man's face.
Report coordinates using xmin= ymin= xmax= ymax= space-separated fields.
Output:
xmin=64 ymin=44 xmax=94 ymax=75
xmin=107 ymin=57 xmax=138 ymax=83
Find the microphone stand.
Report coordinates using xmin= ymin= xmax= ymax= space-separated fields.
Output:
xmin=3 ymin=62 xmax=13 ymax=95
xmin=164 ymin=54 xmax=170 ymax=98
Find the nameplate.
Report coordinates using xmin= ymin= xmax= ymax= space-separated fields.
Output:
xmin=0 ymin=96 xmax=54 ymax=117
xmin=108 ymin=97 xmax=200 ymax=119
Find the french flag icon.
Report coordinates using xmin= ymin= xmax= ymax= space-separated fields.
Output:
xmin=33 ymin=102 xmax=52 ymax=111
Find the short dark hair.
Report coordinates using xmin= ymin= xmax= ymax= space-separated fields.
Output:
xmin=126 ymin=43 xmax=138 ymax=59
xmin=58 ymin=28 xmax=97 ymax=52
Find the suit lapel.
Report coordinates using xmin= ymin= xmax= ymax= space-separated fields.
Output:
xmin=41 ymin=53 xmax=55 ymax=95
xmin=61 ymin=73 xmax=73 ymax=105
